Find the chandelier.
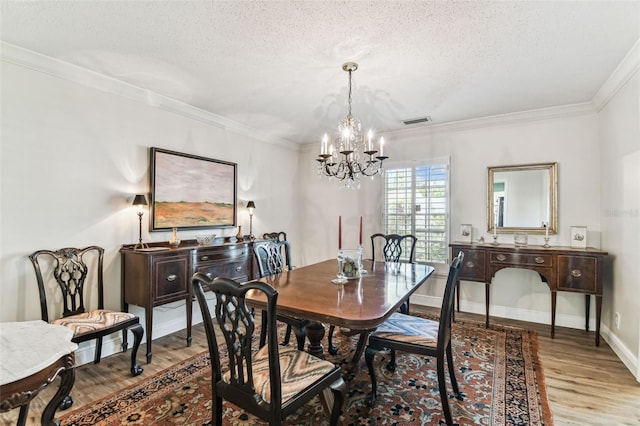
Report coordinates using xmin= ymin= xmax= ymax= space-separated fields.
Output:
xmin=316 ymin=62 xmax=388 ymax=189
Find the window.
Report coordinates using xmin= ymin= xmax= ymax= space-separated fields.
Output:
xmin=383 ymin=158 xmax=449 ymax=264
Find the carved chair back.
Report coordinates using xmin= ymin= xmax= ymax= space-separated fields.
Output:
xmin=262 ymin=231 xmax=287 ymax=242
xmin=253 ymin=240 xmax=292 ymax=278
xmin=29 ymin=246 xmax=105 ymax=322
xmin=370 ymin=233 xmax=417 ymax=263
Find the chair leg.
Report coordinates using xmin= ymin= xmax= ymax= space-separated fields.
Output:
xmin=122 ymin=327 xmax=129 ymax=352
xmin=282 ymin=324 xmax=293 ymax=346
xmin=364 ymin=346 xmax=380 ymax=407
xmin=292 ymin=324 xmax=306 ymax=351
xmin=446 ymin=342 xmax=463 ymax=400
xmin=386 ymin=348 xmax=397 ymax=372
xmin=129 ymin=324 xmax=144 ymax=376
xmin=327 ymin=325 xmax=338 ymax=355
xmin=93 ymin=336 xmax=103 ymax=364
xmin=329 ymin=376 xmax=347 ymax=426
xmin=214 ymin=394 xmax=223 ymax=426
xmin=437 ymin=352 xmax=454 ymax=426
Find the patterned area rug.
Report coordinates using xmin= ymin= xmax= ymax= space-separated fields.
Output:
xmin=60 ymin=317 xmax=553 ymax=425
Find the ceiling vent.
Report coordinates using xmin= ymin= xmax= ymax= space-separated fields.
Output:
xmin=402 ymin=116 xmax=432 ymax=125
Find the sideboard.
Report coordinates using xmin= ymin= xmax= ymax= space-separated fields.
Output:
xmin=449 ymin=242 xmax=609 ymax=346
xmin=120 ymin=240 xmax=254 ymax=362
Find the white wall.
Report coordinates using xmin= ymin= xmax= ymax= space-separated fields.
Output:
xmin=0 ymin=52 xmax=301 ymax=364
xmin=598 ymin=64 xmax=640 ymax=379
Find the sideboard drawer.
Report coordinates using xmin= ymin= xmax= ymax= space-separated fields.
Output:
xmin=489 ymin=252 xmax=553 ymax=268
xmin=455 ymin=248 xmax=485 ymax=281
xmin=195 ymin=246 xmax=249 ymax=263
xmin=557 ymin=255 xmax=597 ymax=292
xmin=195 ymin=258 xmax=249 ymax=282
xmin=153 ymin=255 xmax=189 ymax=303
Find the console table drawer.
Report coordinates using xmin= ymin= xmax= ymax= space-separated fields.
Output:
xmin=489 ymin=252 xmax=553 ymax=267
xmin=456 ymin=248 xmax=485 ymax=281
xmin=557 ymin=255 xmax=597 ymax=292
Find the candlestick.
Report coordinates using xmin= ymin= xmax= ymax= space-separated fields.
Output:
xmin=359 ymin=216 xmax=363 ymax=246
xmin=338 ymin=215 xmax=342 ymax=250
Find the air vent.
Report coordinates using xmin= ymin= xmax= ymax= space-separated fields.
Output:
xmin=402 ymin=116 xmax=432 ymax=125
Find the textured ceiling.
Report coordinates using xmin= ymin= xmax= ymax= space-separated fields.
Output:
xmin=1 ymin=1 xmax=639 ymax=144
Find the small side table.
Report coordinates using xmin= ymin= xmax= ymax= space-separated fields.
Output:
xmin=0 ymin=320 xmax=78 ymax=426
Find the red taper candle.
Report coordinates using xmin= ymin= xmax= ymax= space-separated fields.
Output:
xmin=338 ymin=216 xmax=342 ymax=249
xmin=359 ymin=216 xmax=362 ymax=246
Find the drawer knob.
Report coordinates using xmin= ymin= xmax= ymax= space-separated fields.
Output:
xmin=166 ymin=274 xmax=177 ymax=282
xmin=465 ymin=261 xmax=475 ymax=269
xmin=570 ymin=269 xmax=582 ymax=278
xmin=201 ymin=256 xmax=209 ymax=261
xmin=534 ymin=257 xmax=545 ymax=264
xmin=496 ymin=254 xmax=507 ymax=261
xmin=235 ymin=266 xmax=243 ymax=272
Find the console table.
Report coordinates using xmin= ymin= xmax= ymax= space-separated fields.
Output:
xmin=120 ymin=240 xmax=254 ymax=362
xmin=449 ymin=242 xmax=609 ymax=346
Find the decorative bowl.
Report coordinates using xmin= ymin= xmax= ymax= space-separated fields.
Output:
xmin=195 ymin=234 xmax=215 ymax=246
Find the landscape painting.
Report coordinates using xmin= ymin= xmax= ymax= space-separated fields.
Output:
xmin=150 ymin=148 xmax=237 ymax=231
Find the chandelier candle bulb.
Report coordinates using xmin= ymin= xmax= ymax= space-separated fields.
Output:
xmin=379 ymin=136 xmax=384 ymax=156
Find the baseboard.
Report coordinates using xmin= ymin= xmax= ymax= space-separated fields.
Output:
xmin=600 ymin=323 xmax=640 ymax=382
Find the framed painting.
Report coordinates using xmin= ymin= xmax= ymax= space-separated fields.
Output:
xmin=150 ymin=148 xmax=237 ymax=231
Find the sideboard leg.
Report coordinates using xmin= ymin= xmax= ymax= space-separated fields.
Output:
xmin=595 ymin=295 xmax=602 ymax=347
xmin=551 ymin=291 xmax=557 ymax=339
xmin=585 ymin=294 xmax=591 ymax=332
xmin=484 ymin=283 xmax=490 ymax=328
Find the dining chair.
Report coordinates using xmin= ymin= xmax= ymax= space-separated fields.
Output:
xmin=371 ymin=233 xmax=418 ymax=314
xmin=29 ymin=246 xmax=144 ymax=408
xmin=326 ymin=233 xmax=418 ymax=355
xmin=364 ymin=251 xmax=464 ymax=426
xmin=253 ymin=240 xmax=307 ymax=350
xmin=192 ymin=273 xmax=347 ymax=426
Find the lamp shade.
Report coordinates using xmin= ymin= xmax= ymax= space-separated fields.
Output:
xmin=246 ymin=201 xmax=256 ymax=209
xmin=132 ymin=194 xmax=148 ymax=207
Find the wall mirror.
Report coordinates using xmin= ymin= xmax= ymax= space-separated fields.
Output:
xmin=487 ymin=162 xmax=557 ymax=234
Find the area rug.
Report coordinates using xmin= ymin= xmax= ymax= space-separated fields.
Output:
xmin=59 ymin=317 xmax=553 ymax=426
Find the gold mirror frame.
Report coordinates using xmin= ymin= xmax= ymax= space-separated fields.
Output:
xmin=487 ymin=162 xmax=557 ymax=234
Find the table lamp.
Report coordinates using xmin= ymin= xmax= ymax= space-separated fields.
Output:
xmin=133 ymin=194 xmax=149 ymax=249
xmin=247 ymin=201 xmax=256 ymax=240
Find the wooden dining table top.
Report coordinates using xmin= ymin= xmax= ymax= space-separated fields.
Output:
xmin=247 ymin=259 xmax=436 ymax=330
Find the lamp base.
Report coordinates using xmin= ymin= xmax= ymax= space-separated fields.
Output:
xmin=134 ymin=242 xmax=149 ymax=250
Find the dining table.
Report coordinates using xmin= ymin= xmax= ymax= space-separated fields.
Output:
xmin=247 ymin=258 xmax=436 ymax=366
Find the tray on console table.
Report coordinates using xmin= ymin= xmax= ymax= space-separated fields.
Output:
xmin=120 ymin=240 xmax=254 ymax=363
xmin=449 ymin=242 xmax=609 ymax=346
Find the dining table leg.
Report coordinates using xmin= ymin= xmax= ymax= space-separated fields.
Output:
xmin=305 ymin=321 xmax=326 ymax=359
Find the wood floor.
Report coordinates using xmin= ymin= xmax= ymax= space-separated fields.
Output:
xmin=2 ymin=309 xmax=639 ymax=425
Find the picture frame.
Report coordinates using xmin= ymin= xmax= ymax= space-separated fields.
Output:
xmin=150 ymin=147 xmax=237 ymax=231
xmin=459 ymin=224 xmax=472 ymax=243
xmin=570 ymin=226 xmax=587 ymax=249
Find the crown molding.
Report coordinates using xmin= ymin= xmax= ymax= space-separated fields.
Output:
xmin=381 ymin=102 xmax=596 ymax=139
xmin=592 ymin=38 xmax=640 ymax=112
xmin=0 ymin=42 xmax=300 ymax=152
